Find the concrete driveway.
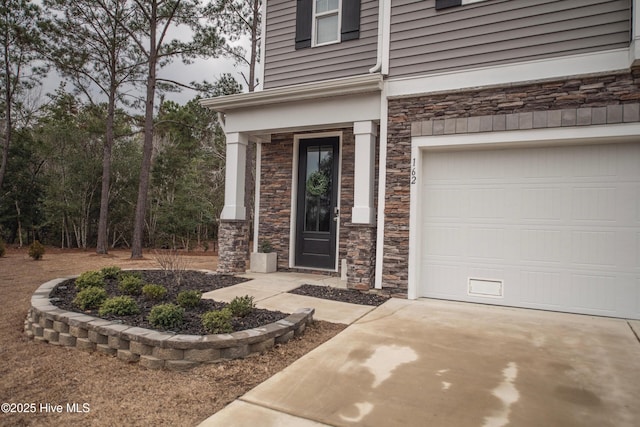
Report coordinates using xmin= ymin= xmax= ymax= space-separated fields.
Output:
xmin=201 ymin=298 xmax=640 ymax=427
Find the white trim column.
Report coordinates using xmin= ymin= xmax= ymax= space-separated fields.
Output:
xmin=352 ymin=121 xmax=377 ymax=224
xmin=220 ymin=132 xmax=248 ymax=220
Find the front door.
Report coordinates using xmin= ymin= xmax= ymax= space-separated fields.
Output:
xmin=295 ymin=137 xmax=339 ymax=269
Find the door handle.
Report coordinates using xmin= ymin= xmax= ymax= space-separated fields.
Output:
xmin=333 ymin=207 xmax=339 ymax=222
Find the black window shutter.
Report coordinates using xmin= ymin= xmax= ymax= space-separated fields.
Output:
xmin=435 ymin=0 xmax=462 ymax=10
xmin=341 ymin=0 xmax=361 ymax=41
xmin=295 ymin=0 xmax=312 ymax=49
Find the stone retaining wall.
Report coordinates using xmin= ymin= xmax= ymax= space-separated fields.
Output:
xmin=25 ymin=277 xmax=314 ymax=371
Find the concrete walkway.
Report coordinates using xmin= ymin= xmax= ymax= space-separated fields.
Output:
xmin=200 ymin=295 xmax=640 ymax=427
xmin=202 ymin=272 xmax=377 ymax=325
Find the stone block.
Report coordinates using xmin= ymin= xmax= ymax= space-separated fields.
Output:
xmin=492 ymin=115 xmax=506 ymax=131
xmin=140 ymin=355 xmax=165 ymax=370
xmin=76 ymin=338 xmax=96 ymax=352
xmin=88 ymin=330 xmax=108 ymax=344
xmin=444 ymin=118 xmax=456 ymax=134
xmin=32 ymin=324 xmax=44 ymax=337
xmin=117 ymin=350 xmax=140 ymax=363
xmin=221 ymin=345 xmax=249 ymax=359
xmin=40 ymin=317 xmax=53 ymax=329
xmin=53 ymin=321 xmax=69 ymax=334
xmin=505 ymin=114 xmax=519 ymax=130
xmin=421 ymin=120 xmax=433 ymax=136
xmin=592 ymin=107 xmax=607 ymax=124
xmin=577 ymin=108 xmax=592 ymax=126
xmin=165 ymin=360 xmax=198 ymax=372
xmin=432 ymin=120 xmax=445 ymax=135
xmin=96 ymin=344 xmax=117 ymax=356
xmin=479 ymin=115 xmax=493 ymax=132
xmin=623 ymin=103 xmax=639 ymax=122
xmin=561 ymin=109 xmax=576 ymax=126
xmin=294 ymin=322 xmax=307 ymax=337
xmin=455 ymin=118 xmax=468 ymax=133
xmin=548 ymin=110 xmax=562 ymax=127
xmin=467 ymin=116 xmax=480 ymax=133
xmin=607 ymin=104 xmax=622 ymax=123
xmin=58 ymin=333 xmax=76 ymax=347
xmin=69 ymin=326 xmax=88 ymax=338
xmin=108 ymin=336 xmax=129 ymax=350
xmin=533 ymin=111 xmax=547 ymax=128
xmin=184 ymin=348 xmax=222 ymax=362
xmin=275 ymin=331 xmax=294 ymax=345
xmin=152 ymin=347 xmax=184 ymax=360
xmin=130 ymin=341 xmax=153 ymax=356
xmin=410 ymin=121 xmax=422 ymax=137
xmin=519 ymin=112 xmax=533 ymax=129
xmin=43 ymin=329 xmax=59 ymax=343
xmin=249 ymin=338 xmax=275 ymax=354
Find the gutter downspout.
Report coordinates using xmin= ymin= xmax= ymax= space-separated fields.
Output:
xmin=371 ymin=0 xmax=390 ymax=289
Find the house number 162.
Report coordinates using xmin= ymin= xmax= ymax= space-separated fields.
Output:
xmin=410 ymin=158 xmax=417 ymax=184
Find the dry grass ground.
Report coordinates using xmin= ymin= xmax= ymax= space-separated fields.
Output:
xmin=0 ymin=248 xmax=345 ymax=426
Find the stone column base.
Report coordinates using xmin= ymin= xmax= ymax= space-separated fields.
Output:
xmin=345 ymin=223 xmax=377 ymax=290
xmin=217 ymin=220 xmax=249 ymax=274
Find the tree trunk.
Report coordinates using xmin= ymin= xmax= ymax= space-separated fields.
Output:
xmin=131 ymin=4 xmax=158 ymax=259
xmin=96 ymin=91 xmax=116 ymax=254
xmin=0 ymin=37 xmax=12 ymax=194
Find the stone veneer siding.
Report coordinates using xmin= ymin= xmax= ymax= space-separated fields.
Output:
xmin=383 ymin=69 xmax=640 ymax=295
xmin=25 ymin=277 xmax=314 ymax=371
xmin=258 ymin=128 xmax=378 ymax=287
xmin=346 ymin=223 xmax=377 ymax=290
xmin=217 ymin=220 xmax=249 ymax=273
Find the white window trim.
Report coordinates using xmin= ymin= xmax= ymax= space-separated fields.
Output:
xmin=312 ymin=0 xmax=342 ymax=47
xmin=290 ymin=131 xmax=343 ymax=272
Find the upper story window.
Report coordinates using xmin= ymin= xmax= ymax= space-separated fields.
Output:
xmin=315 ymin=0 xmax=341 ymax=45
xmin=296 ymin=0 xmax=360 ymax=50
xmin=436 ymin=0 xmax=492 ymax=10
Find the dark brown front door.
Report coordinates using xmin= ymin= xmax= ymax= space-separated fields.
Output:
xmin=295 ymin=137 xmax=339 ymax=269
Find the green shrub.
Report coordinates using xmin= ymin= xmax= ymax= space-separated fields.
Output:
xmin=118 ymin=274 xmax=144 ymax=295
xmin=28 ymin=240 xmax=45 ymax=260
xmin=100 ymin=266 xmax=122 ymax=279
xmin=99 ymin=296 xmax=140 ymax=316
xmin=176 ymin=290 xmax=201 ymax=308
xmin=75 ymin=270 xmax=106 ymax=290
xmin=202 ymin=308 xmax=233 ymax=334
xmin=227 ymin=295 xmax=255 ymax=317
xmin=73 ymin=287 xmax=108 ymax=310
xmin=142 ymin=284 xmax=167 ymax=300
xmin=0 ymin=239 xmax=5 ymax=257
xmin=148 ymin=304 xmax=184 ymax=330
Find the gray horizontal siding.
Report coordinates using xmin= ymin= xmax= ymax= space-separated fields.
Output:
xmin=264 ymin=0 xmax=379 ymax=89
xmin=389 ymin=0 xmax=631 ymax=79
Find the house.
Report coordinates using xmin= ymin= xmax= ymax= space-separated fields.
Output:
xmin=201 ymin=0 xmax=640 ymax=320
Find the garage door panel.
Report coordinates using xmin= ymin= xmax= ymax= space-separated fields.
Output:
xmin=420 ymin=142 xmax=640 ymax=319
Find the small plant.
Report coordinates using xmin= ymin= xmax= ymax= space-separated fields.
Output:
xmin=0 ymin=238 xmax=5 ymax=257
xmin=227 ymin=295 xmax=255 ymax=317
xmin=202 ymin=308 xmax=233 ymax=334
xmin=73 ymin=286 xmax=108 ymax=310
xmin=176 ymin=290 xmax=201 ymax=308
xmin=75 ymin=270 xmax=106 ymax=290
xmin=259 ymin=239 xmax=273 ymax=253
xmin=142 ymin=284 xmax=167 ymax=300
xmin=99 ymin=296 xmax=140 ymax=316
xmin=148 ymin=303 xmax=184 ymax=330
xmin=118 ymin=274 xmax=144 ymax=295
xmin=28 ymin=240 xmax=45 ymax=260
xmin=154 ymin=249 xmax=192 ymax=286
xmin=100 ymin=266 xmax=122 ymax=279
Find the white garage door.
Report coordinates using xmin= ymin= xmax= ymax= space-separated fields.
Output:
xmin=420 ymin=142 xmax=640 ymax=319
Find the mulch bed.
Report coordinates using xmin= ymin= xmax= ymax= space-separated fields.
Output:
xmin=289 ymin=284 xmax=389 ymax=306
xmin=50 ymin=270 xmax=289 ymax=335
